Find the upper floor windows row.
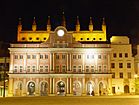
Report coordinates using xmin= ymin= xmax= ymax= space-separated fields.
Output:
xmin=14 ymin=54 xmax=49 ymax=59
xmin=113 ymin=53 xmax=128 ymax=58
xmin=111 ymin=63 xmax=131 ymax=69
xmin=80 ymin=38 xmax=102 ymax=41
xmin=21 ymin=37 xmax=47 ymax=41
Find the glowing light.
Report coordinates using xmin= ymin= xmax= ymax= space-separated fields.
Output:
xmin=57 ymin=29 xmax=64 ymax=36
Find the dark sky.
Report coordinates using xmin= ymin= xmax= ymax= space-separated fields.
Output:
xmin=1 ymin=0 xmax=139 ymax=44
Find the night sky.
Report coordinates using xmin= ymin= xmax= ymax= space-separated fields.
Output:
xmin=0 ymin=0 xmax=139 ymax=44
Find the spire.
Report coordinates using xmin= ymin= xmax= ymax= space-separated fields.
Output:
xmin=32 ymin=17 xmax=37 ymax=31
xmin=47 ymin=16 xmax=51 ymax=32
xmin=18 ymin=18 xmax=22 ymax=32
xmin=102 ymin=17 xmax=106 ymax=25
xmin=76 ymin=16 xmax=80 ymax=32
xmin=102 ymin=17 xmax=106 ymax=34
xmin=89 ymin=17 xmax=93 ymax=32
xmin=61 ymin=11 xmax=66 ymax=27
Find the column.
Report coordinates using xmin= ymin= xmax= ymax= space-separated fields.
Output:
xmin=53 ymin=78 xmax=55 ymax=94
xmin=23 ymin=78 xmax=26 ymax=96
xmin=70 ymin=53 xmax=71 ymax=71
xmin=95 ymin=78 xmax=99 ymax=95
xmin=70 ymin=77 xmax=72 ymax=94
xmin=107 ymin=54 xmax=110 ymax=73
xmin=35 ymin=78 xmax=39 ymax=96
xmin=53 ymin=53 xmax=55 ymax=71
xmin=36 ymin=53 xmax=40 ymax=72
xmin=82 ymin=77 xmax=85 ymax=95
xmin=23 ymin=53 xmax=27 ymax=73
xmin=108 ymin=78 xmax=112 ymax=95
xmin=50 ymin=53 xmax=52 ymax=72
xmin=10 ymin=53 xmax=14 ymax=73
xmin=82 ymin=54 xmax=85 ymax=72
xmin=8 ymin=77 xmax=13 ymax=96
xmin=49 ymin=78 xmax=52 ymax=94
xmin=67 ymin=77 xmax=69 ymax=94
xmin=67 ymin=54 xmax=69 ymax=71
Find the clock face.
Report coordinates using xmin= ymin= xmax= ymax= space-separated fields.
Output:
xmin=57 ymin=29 xmax=64 ymax=37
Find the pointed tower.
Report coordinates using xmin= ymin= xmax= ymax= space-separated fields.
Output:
xmin=102 ymin=17 xmax=106 ymax=34
xmin=18 ymin=18 xmax=22 ymax=32
xmin=76 ymin=16 xmax=80 ymax=32
xmin=32 ymin=17 xmax=37 ymax=31
xmin=89 ymin=17 xmax=93 ymax=32
xmin=61 ymin=12 xmax=66 ymax=27
xmin=47 ymin=16 xmax=51 ymax=32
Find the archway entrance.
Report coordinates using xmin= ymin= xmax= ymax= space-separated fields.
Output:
xmin=57 ymin=81 xmax=65 ymax=96
xmin=28 ymin=82 xmax=35 ymax=95
xmin=87 ymin=82 xmax=94 ymax=96
xmin=124 ymin=85 xmax=129 ymax=93
xmin=14 ymin=82 xmax=22 ymax=96
xmin=73 ymin=81 xmax=82 ymax=96
xmin=99 ymin=82 xmax=103 ymax=96
xmin=40 ymin=82 xmax=48 ymax=96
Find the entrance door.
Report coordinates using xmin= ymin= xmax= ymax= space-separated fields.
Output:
xmin=28 ymin=82 xmax=35 ymax=95
xmin=124 ymin=85 xmax=129 ymax=93
xmin=73 ymin=81 xmax=82 ymax=96
xmin=57 ymin=81 xmax=65 ymax=96
xmin=112 ymin=87 xmax=115 ymax=94
xmin=87 ymin=82 xmax=94 ymax=96
xmin=40 ymin=82 xmax=48 ymax=96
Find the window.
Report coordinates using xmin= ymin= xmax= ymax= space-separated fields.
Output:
xmin=62 ymin=54 xmax=66 ymax=59
xmin=45 ymin=55 xmax=48 ymax=59
xmin=113 ymin=53 xmax=116 ymax=58
xmin=19 ymin=55 xmax=23 ymax=59
xmin=112 ymin=72 xmax=115 ymax=78
xmin=32 ymin=66 xmax=36 ymax=72
xmin=91 ymin=66 xmax=95 ymax=72
xmin=73 ymin=55 xmax=76 ymax=59
xmin=14 ymin=66 xmax=18 ymax=72
xmin=56 ymin=66 xmax=60 ymax=72
xmin=36 ymin=37 xmax=39 ymax=40
xmin=119 ymin=53 xmax=122 ymax=58
xmin=119 ymin=63 xmax=123 ymax=68
xmin=87 ymin=38 xmax=89 ymax=40
xmin=45 ymin=66 xmax=48 ymax=72
xmin=62 ymin=65 xmax=66 ymax=72
xmin=44 ymin=38 xmax=46 ymax=40
xmin=80 ymin=38 xmax=83 ymax=40
xmin=78 ymin=55 xmax=81 ymax=59
xmin=32 ymin=55 xmax=36 ymax=59
xmin=73 ymin=66 xmax=76 ymax=72
xmin=14 ymin=55 xmax=18 ymax=59
xmin=87 ymin=55 xmax=89 ymax=59
xmin=85 ymin=66 xmax=89 ymax=72
xmin=27 ymin=55 xmax=31 ymax=59
xmin=56 ymin=54 xmax=59 ymax=59
xmin=119 ymin=72 xmax=123 ymax=78
xmin=40 ymin=66 xmax=43 ymax=72
xmin=93 ymin=38 xmax=96 ymax=40
xmin=103 ymin=55 xmax=107 ymax=59
xmin=111 ymin=63 xmax=115 ymax=68
xmin=29 ymin=37 xmax=32 ymax=40
xmin=98 ymin=65 xmax=102 ymax=72
xmin=98 ymin=55 xmax=101 ymax=59
xmin=40 ymin=55 xmax=43 ymax=59
xmin=125 ymin=53 xmax=128 ymax=58
xmin=99 ymin=38 xmax=102 ymax=40
xmin=78 ymin=66 xmax=82 ymax=72
xmin=127 ymin=63 xmax=131 ymax=68
xmin=22 ymin=37 xmax=25 ymax=40
xmin=128 ymin=72 xmax=131 ymax=78
xmin=91 ymin=55 xmax=94 ymax=59
xmin=19 ymin=66 xmax=23 ymax=72
xmin=103 ymin=65 xmax=107 ymax=72
xmin=27 ymin=66 xmax=30 ymax=72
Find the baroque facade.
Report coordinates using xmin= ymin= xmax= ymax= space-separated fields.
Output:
xmin=8 ymin=16 xmax=136 ymax=96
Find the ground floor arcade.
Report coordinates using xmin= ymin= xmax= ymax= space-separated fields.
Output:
xmin=8 ymin=74 xmax=112 ymax=96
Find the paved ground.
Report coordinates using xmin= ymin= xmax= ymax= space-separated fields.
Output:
xmin=0 ymin=95 xmax=139 ymax=105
